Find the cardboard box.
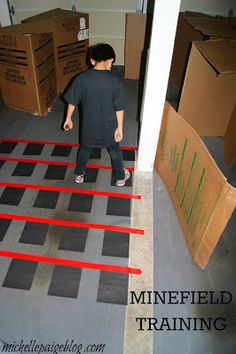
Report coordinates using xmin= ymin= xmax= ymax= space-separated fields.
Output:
xmin=22 ymin=8 xmax=89 ymax=93
xmin=124 ymin=13 xmax=147 ymax=80
xmin=155 ymin=102 xmax=236 ymax=269
xmin=0 ymin=24 xmax=56 ymax=116
xmin=178 ymin=40 xmax=236 ymax=167
xmin=169 ymin=12 xmax=236 ymax=90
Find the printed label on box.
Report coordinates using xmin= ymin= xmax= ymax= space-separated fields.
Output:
xmin=78 ymin=29 xmax=89 ymax=41
xmin=80 ymin=17 xmax=86 ymax=30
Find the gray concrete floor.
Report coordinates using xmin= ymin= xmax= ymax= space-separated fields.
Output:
xmin=0 ymin=67 xmax=137 ymax=354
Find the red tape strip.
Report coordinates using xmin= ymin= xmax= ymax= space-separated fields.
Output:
xmin=0 ymin=250 xmax=142 ymax=275
xmin=0 ymin=157 xmax=135 ymax=172
xmin=0 ymin=213 xmax=144 ymax=235
xmin=0 ymin=181 xmax=141 ymax=200
xmin=0 ymin=138 xmax=138 ymax=151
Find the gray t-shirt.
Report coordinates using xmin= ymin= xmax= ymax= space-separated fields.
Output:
xmin=64 ymin=68 xmax=125 ymax=147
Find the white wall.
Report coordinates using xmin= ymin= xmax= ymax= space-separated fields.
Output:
xmin=180 ymin=0 xmax=236 ymax=16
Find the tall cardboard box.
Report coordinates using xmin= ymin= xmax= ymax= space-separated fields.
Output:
xmin=0 ymin=24 xmax=56 ymax=116
xmin=22 ymin=8 xmax=89 ymax=93
xmin=178 ymin=40 xmax=236 ymax=167
xmin=124 ymin=13 xmax=147 ymax=80
xmin=155 ymin=103 xmax=236 ymax=269
xmin=169 ymin=12 xmax=236 ymax=91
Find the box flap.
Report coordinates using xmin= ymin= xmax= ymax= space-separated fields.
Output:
xmin=183 ymin=11 xmax=212 ymax=18
xmin=155 ymin=102 xmax=236 ymax=269
xmin=194 ymin=40 xmax=236 ymax=74
xmin=22 ymin=8 xmax=86 ymax=23
xmin=218 ymin=16 xmax=236 ymax=29
xmin=185 ymin=16 xmax=236 ymax=38
xmin=0 ymin=22 xmax=52 ymax=35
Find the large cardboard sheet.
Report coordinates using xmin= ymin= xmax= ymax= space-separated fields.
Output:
xmin=155 ymin=103 xmax=236 ymax=269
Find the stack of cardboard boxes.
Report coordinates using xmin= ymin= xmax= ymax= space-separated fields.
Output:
xmin=155 ymin=12 xmax=236 ymax=268
xmin=0 ymin=8 xmax=89 ymax=116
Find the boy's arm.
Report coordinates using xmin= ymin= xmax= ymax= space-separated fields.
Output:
xmin=114 ymin=110 xmax=124 ymax=142
xmin=64 ymin=103 xmax=76 ymax=130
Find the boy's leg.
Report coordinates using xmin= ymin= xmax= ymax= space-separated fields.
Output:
xmin=75 ymin=145 xmax=93 ymax=176
xmin=107 ymin=143 xmax=125 ymax=180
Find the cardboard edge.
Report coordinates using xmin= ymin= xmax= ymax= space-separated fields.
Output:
xmin=194 ymin=185 xmax=236 ymax=269
xmin=155 ymin=102 xmax=236 ymax=270
xmin=193 ymin=40 xmax=236 ymax=75
xmin=224 ymin=103 xmax=236 ymax=167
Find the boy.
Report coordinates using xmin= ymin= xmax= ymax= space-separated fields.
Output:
xmin=63 ymin=43 xmax=130 ymax=187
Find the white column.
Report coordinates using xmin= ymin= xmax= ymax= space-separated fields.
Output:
xmin=137 ymin=0 xmax=181 ymax=172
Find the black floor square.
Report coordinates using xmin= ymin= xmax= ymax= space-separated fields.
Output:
xmin=0 ymin=161 xmax=5 ymax=169
xmin=122 ymin=150 xmax=135 ymax=161
xmin=97 ymin=271 xmax=128 ymax=305
xmin=68 ymin=193 xmax=93 ymax=213
xmin=84 ymin=168 xmax=98 ymax=182
xmin=0 ymin=187 xmax=25 ymax=206
xmin=48 ymin=265 xmax=82 ymax=298
xmin=102 ymin=231 xmax=130 ymax=258
xmin=23 ymin=143 xmax=44 ymax=155
xmin=2 ymin=259 xmax=38 ymax=290
xmin=59 ymin=227 xmax=88 ymax=252
xmin=0 ymin=142 xmax=17 ymax=153
xmin=106 ymin=197 xmax=130 ymax=217
xmin=44 ymin=165 xmax=67 ymax=180
xmin=19 ymin=222 xmax=49 ymax=245
xmin=33 ymin=190 xmax=60 ymax=209
xmin=51 ymin=145 xmax=72 ymax=157
xmin=90 ymin=148 xmax=101 ymax=159
xmin=0 ymin=219 xmax=11 ymax=241
xmin=12 ymin=162 xmax=36 ymax=176
xmin=111 ymin=171 xmax=132 ymax=187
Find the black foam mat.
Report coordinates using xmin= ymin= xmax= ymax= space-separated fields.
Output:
xmin=59 ymin=226 xmax=88 ymax=252
xmin=0 ymin=187 xmax=25 ymax=206
xmin=106 ymin=197 xmax=130 ymax=217
xmin=84 ymin=168 xmax=98 ymax=183
xmin=12 ymin=162 xmax=36 ymax=176
xmin=33 ymin=190 xmax=60 ymax=209
xmin=44 ymin=165 xmax=67 ymax=180
xmin=51 ymin=145 xmax=72 ymax=157
xmin=23 ymin=143 xmax=44 ymax=155
xmin=0 ymin=219 xmax=11 ymax=241
xmin=97 ymin=271 xmax=128 ymax=305
xmin=90 ymin=148 xmax=101 ymax=159
xmin=19 ymin=222 xmax=49 ymax=245
xmin=122 ymin=150 xmax=135 ymax=161
xmin=48 ymin=265 xmax=82 ymax=298
xmin=2 ymin=259 xmax=38 ymax=290
xmin=0 ymin=161 xmax=4 ymax=169
xmin=111 ymin=171 xmax=133 ymax=187
xmin=68 ymin=193 xmax=93 ymax=213
xmin=102 ymin=231 xmax=130 ymax=258
xmin=0 ymin=142 xmax=17 ymax=153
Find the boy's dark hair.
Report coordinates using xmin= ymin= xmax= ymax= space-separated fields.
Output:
xmin=88 ymin=43 xmax=116 ymax=63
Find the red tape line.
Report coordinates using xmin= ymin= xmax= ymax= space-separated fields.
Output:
xmin=0 ymin=213 xmax=144 ymax=235
xmin=0 ymin=157 xmax=135 ymax=172
xmin=0 ymin=138 xmax=138 ymax=151
xmin=0 ymin=181 xmax=141 ymax=200
xmin=0 ymin=250 xmax=142 ymax=275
